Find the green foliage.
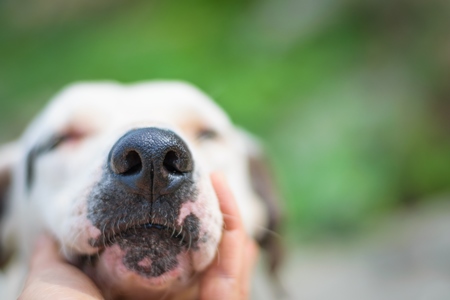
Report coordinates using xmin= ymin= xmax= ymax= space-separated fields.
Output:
xmin=1 ymin=0 xmax=450 ymax=238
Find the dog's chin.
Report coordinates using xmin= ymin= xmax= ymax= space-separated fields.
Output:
xmin=82 ymin=227 xmax=197 ymax=297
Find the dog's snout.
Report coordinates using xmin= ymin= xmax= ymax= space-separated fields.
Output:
xmin=109 ymin=128 xmax=193 ymax=197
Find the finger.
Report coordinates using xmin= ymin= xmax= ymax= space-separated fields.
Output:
xmin=240 ymin=239 xmax=259 ymax=299
xmin=200 ymin=238 xmax=257 ymax=300
xmin=30 ymin=234 xmax=63 ymax=269
xmin=200 ymin=174 xmax=248 ymax=300
xmin=211 ymin=172 xmax=244 ymax=231
xmin=211 ymin=173 xmax=246 ymax=276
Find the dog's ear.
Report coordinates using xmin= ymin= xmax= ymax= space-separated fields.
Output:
xmin=0 ymin=142 xmax=19 ymax=268
xmin=248 ymin=152 xmax=284 ymax=274
xmin=237 ymin=130 xmax=284 ymax=274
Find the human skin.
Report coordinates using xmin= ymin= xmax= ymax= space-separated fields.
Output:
xmin=19 ymin=173 xmax=259 ymax=300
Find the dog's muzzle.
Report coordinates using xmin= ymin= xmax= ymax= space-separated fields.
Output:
xmin=87 ymin=128 xmax=201 ymax=278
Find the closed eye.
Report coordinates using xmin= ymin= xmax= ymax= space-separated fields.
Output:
xmin=197 ymin=128 xmax=218 ymax=141
xmin=26 ymin=131 xmax=85 ymax=190
xmin=47 ymin=134 xmax=70 ymax=151
xmin=47 ymin=131 xmax=83 ymax=150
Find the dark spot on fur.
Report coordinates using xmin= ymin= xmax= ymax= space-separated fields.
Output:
xmin=182 ymin=214 xmax=200 ymax=251
xmin=26 ymin=134 xmax=68 ymax=190
xmin=200 ymin=233 xmax=209 ymax=244
xmin=119 ymin=228 xmax=182 ymax=277
xmin=115 ymin=214 xmax=200 ymax=277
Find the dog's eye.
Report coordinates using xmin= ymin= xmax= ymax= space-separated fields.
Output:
xmin=48 ymin=131 xmax=84 ymax=150
xmin=48 ymin=135 xmax=68 ymax=150
xmin=197 ymin=129 xmax=218 ymax=141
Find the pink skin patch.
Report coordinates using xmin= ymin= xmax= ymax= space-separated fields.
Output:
xmin=137 ymin=257 xmax=153 ymax=268
xmin=178 ymin=201 xmax=197 ymax=226
xmin=89 ymin=226 xmax=101 ymax=240
xmin=94 ymin=244 xmax=192 ymax=292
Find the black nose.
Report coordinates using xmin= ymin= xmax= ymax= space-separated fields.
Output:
xmin=109 ymin=128 xmax=193 ymax=198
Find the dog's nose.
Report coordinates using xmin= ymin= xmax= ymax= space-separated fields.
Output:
xmin=109 ymin=128 xmax=193 ymax=198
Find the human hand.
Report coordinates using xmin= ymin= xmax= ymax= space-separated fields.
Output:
xmin=19 ymin=235 xmax=103 ymax=300
xmin=200 ymin=173 xmax=260 ymax=300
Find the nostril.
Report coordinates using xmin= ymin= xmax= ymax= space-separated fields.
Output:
xmin=123 ymin=151 xmax=143 ymax=175
xmin=112 ymin=150 xmax=143 ymax=175
xmin=163 ymin=151 xmax=183 ymax=175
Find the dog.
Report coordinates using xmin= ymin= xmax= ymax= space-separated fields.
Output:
xmin=0 ymin=81 xmax=281 ymax=299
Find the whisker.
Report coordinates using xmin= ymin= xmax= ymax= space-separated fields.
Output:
xmin=111 ymin=222 xmax=117 ymax=239
xmin=69 ymin=229 xmax=84 ymax=250
xmin=183 ymin=270 xmax=199 ymax=292
xmin=117 ymin=218 xmax=124 ymax=240
xmin=188 ymin=234 xmax=192 ymax=252
xmin=220 ymin=213 xmax=284 ymax=241
xmin=95 ymin=248 xmax=101 ymax=262
xmin=179 ymin=233 xmax=185 ymax=245
xmin=101 ymin=223 xmax=107 ymax=248
xmin=158 ymin=285 xmax=172 ymax=300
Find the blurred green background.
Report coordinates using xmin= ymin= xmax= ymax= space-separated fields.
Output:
xmin=1 ymin=0 xmax=450 ymax=242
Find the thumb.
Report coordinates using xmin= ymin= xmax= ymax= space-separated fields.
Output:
xmin=30 ymin=234 xmax=63 ymax=270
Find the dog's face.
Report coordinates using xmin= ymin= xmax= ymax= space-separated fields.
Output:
xmin=0 ymin=81 xmax=280 ymax=299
